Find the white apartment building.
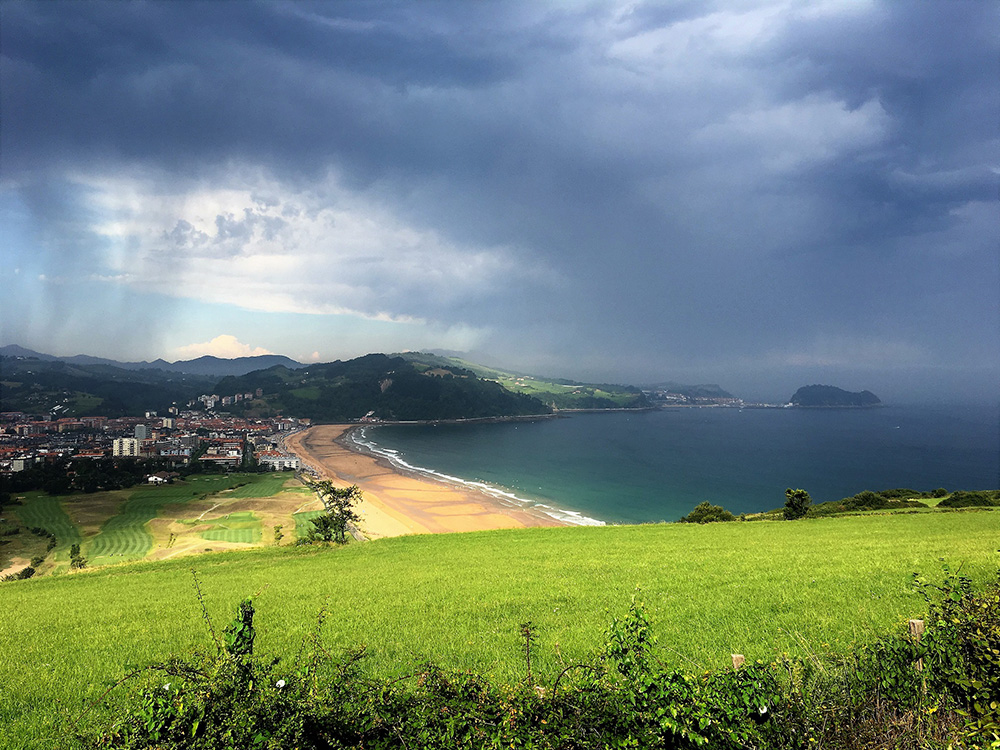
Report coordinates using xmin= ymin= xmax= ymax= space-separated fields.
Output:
xmin=113 ymin=437 xmax=140 ymax=457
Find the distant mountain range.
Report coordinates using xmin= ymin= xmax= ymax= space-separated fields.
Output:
xmin=0 ymin=345 xmax=304 ymax=377
xmin=0 ymin=347 xmax=547 ymax=420
xmin=1 ymin=345 xmax=743 ymax=419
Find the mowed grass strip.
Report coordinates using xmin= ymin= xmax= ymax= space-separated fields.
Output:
xmin=0 ymin=511 xmax=997 ymax=748
xmin=226 ymin=473 xmax=296 ymax=499
xmin=13 ymin=494 xmax=82 ymax=553
xmin=199 ymin=512 xmax=262 ymax=544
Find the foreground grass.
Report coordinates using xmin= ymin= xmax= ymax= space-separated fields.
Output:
xmin=0 ymin=511 xmax=997 ymax=747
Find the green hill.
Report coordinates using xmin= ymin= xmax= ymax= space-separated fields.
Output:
xmin=1 ymin=351 xmax=649 ymax=419
xmin=395 ymin=352 xmax=651 ymax=410
xmin=217 ymin=353 xmax=549 ymax=422
xmin=0 ymin=357 xmax=216 ymax=417
xmin=1 ymin=511 xmax=997 ymax=747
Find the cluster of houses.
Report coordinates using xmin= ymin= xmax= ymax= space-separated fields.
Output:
xmin=0 ymin=406 xmax=307 ymax=476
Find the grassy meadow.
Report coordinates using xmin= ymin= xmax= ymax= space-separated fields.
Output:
xmin=0 ymin=509 xmax=998 ymax=748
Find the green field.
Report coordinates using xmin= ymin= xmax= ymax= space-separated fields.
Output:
xmin=0 ymin=510 xmax=997 ymax=747
xmin=495 ymin=376 xmax=644 ymax=408
xmin=85 ymin=477 xmax=266 ymax=565
xmin=86 ymin=487 xmax=178 ymax=564
xmin=198 ymin=511 xmax=262 ymax=544
xmin=3 ymin=473 xmax=301 ymax=572
xmin=293 ymin=509 xmax=326 ymax=538
xmin=14 ymin=495 xmax=83 ymax=560
xmin=224 ymin=473 xmax=299 ymax=499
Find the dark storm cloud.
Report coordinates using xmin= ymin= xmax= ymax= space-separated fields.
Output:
xmin=1 ymin=0 xmax=521 ymax=180
xmin=2 ymin=0 xmax=997 ymax=400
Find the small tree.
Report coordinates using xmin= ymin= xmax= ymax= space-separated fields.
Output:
xmin=69 ymin=542 xmax=87 ymax=569
xmin=273 ymin=524 xmax=284 ymax=546
xmin=783 ymin=488 xmax=811 ymax=520
xmin=307 ymin=481 xmax=362 ymax=544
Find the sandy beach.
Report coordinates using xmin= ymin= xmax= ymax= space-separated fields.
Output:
xmin=284 ymin=425 xmax=564 ymax=539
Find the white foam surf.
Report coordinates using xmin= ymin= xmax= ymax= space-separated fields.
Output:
xmin=349 ymin=426 xmax=605 ymax=527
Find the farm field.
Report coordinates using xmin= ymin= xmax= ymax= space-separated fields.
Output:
xmin=0 ymin=509 xmax=997 ymax=747
xmin=495 ymin=376 xmax=642 ymax=407
xmin=1 ymin=472 xmax=318 ymax=576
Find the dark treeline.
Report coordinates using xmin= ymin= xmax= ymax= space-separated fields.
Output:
xmin=3 ymin=457 xmax=179 ymax=496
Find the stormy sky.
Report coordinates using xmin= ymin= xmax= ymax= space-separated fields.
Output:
xmin=2 ymin=0 xmax=997 ymax=402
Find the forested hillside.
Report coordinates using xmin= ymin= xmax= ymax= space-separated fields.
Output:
xmin=217 ymin=354 xmax=549 ymax=421
xmin=0 ymin=358 xmax=215 ymax=417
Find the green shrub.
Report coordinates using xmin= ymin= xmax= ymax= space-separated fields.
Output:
xmin=2 ymin=566 xmax=34 ymax=582
xmin=784 ymin=488 xmax=811 ymax=520
xmin=914 ymin=566 xmax=1000 ymax=740
xmin=939 ymin=490 xmax=1000 ymax=508
xmin=678 ymin=501 xmax=737 ymax=524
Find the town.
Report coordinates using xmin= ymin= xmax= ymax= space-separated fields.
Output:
xmin=0 ymin=387 xmax=307 ymax=480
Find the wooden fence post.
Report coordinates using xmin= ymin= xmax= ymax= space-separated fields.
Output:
xmin=909 ymin=619 xmax=924 ymax=672
xmin=731 ymin=654 xmax=745 ymax=670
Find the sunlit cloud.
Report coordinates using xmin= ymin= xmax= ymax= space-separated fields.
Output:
xmin=174 ymin=334 xmax=274 ymax=360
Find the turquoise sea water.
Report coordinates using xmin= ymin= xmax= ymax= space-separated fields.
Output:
xmin=350 ymin=405 xmax=1000 ymax=525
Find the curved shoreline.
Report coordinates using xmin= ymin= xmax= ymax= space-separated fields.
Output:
xmin=284 ymin=425 xmax=567 ymax=539
xmin=345 ymin=425 xmax=605 ymax=528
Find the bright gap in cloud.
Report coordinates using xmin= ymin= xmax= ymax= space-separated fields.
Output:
xmin=175 ymin=334 xmax=274 ymax=360
xmin=77 ymin=169 xmax=545 ymax=327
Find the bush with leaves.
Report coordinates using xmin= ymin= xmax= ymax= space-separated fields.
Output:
xmin=2 ymin=565 xmax=35 ymax=582
xmin=70 ymin=542 xmax=87 ymax=569
xmin=938 ymin=490 xmax=1000 ymax=508
xmin=913 ymin=565 xmax=1000 ymax=742
xmin=679 ymin=501 xmax=737 ymax=524
xmin=783 ymin=488 xmax=811 ymax=520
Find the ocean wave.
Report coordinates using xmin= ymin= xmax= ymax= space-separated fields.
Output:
xmin=350 ymin=427 xmax=605 ymax=527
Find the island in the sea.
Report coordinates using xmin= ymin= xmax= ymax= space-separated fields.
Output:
xmin=788 ymin=384 xmax=882 ymax=408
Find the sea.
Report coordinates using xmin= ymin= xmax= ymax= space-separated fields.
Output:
xmin=348 ymin=404 xmax=1000 ymax=526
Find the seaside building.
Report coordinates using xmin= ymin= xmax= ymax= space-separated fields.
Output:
xmin=255 ymin=450 xmax=300 ymax=471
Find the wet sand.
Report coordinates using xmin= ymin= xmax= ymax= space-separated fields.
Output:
xmin=284 ymin=425 xmax=564 ymax=539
